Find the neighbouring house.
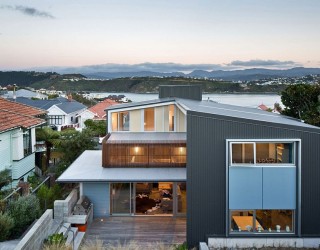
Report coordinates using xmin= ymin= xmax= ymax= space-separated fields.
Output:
xmin=12 ymin=95 xmax=87 ymax=131
xmin=0 ymin=98 xmax=47 ymax=187
xmin=57 ymin=85 xmax=320 ymax=248
xmin=77 ymin=98 xmax=117 ymax=129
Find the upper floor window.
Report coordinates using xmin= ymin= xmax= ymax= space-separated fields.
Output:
xmin=23 ymin=129 xmax=32 ymax=157
xmin=144 ymin=108 xmax=155 ymax=131
xmin=230 ymin=142 xmax=294 ymax=165
xmin=111 ymin=111 xmax=130 ymax=131
xmin=49 ymin=115 xmax=62 ymax=125
xmin=169 ymin=105 xmax=175 ymax=131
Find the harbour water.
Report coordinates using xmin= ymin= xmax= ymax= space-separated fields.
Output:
xmin=90 ymin=92 xmax=282 ymax=109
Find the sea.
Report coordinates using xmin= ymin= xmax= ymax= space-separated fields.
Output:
xmin=90 ymin=92 xmax=282 ymax=109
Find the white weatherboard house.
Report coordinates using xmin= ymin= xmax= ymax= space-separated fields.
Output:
xmin=13 ymin=96 xmax=87 ymax=131
xmin=0 ymin=98 xmax=46 ymax=187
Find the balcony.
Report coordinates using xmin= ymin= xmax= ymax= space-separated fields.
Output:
xmin=102 ymin=132 xmax=186 ymax=168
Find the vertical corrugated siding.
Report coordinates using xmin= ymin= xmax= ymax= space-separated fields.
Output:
xmin=187 ymin=111 xmax=320 ymax=247
xmin=83 ymin=182 xmax=110 ymax=217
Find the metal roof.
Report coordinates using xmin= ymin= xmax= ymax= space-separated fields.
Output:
xmin=107 ymin=132 xmax=186 ymax=144
xmin=57 ymin=150 xmax=186 ymax=182
xmin=176 ymin=98 xmax=319 ymax=129
xmin=104 ymin=96 xmax=318 ymax=129
xmin=106 ymin=97 xmax=175 ymax=111
xmin=12 ymin=97 xmax=87 ymax=114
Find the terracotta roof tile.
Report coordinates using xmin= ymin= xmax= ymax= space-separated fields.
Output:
xmin=0 ymin=97 xmax=47 ymax=117
xmin=0 ymin=110 xmax=45 ymax=132
xmin=88 ymin=99 xmax=117 ymax=120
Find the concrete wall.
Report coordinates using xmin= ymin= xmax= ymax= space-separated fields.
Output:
xmin=14 ymin=209 xmax=56 ymax=250
xmin=54 ymin=189 xmax=78 ymax=220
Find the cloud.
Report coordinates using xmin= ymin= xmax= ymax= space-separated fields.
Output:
xmin=1 ymin=5 xmax=55 ymax=19
xmin=75 ymin=62 xmax=225 ymax=73
xmin=228 ymin=59 xmax=299 ymax=67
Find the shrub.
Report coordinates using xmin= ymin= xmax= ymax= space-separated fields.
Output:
xmin=37 ymin=184 xmax=62 ymax=211
xmin=8 ymin=195 xmax=41 ymax=238
xmin=0 ymin=212 xmax=14 ymax=241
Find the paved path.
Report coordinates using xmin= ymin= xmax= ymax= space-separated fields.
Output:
xmin=0 ymin=239 xmax=19 ymax=250
xmin=83 ymin=216 xmax=186 ymax=248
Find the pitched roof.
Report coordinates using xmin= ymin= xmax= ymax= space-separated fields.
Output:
xmin=11 ymin=97 xmax=87 ymax=114
xmin=0 ymin=110 xmax=46 ymax=132
xmin=88 ymin=99 xmax=117 ymax=119
xmin=105 ymin=96 xmax=320 ymax=130
xmin=0 ymin=97 xmax=47 ymax=117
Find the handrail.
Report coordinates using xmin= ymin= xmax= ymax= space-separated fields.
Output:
xmin=31 ymin=176 xmax=51 ymax=194
xmin=3 ymin=187 xmax=22 ymax=201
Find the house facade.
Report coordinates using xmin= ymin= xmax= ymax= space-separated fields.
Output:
xmin=58 ymin=86 xmax=320 ymax=247
xmin=0 ymin=98 xmax=46 ymax=187
xmin=13 ymin=96 xmax=87 ymax=131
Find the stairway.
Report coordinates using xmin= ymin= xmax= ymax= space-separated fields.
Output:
xmin=58 ymin=223 xmax=85 ymax=250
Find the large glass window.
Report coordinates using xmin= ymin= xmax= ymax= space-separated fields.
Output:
xmin=231 ymin=143 xmax=254 ymax=164
xmin=23 ymin=129 xmax=32 ymax=157
xmin=110 ymin=183 xmax=131 ymax=214
xmin=231 ymin=142 xmax=294 ymax=165
xmin=111 ymin=113 xmax=118 ymax=131
xmin=111 ymin=111 xmax=130 ymax=131
xmin=231 ymin=210 xmax=294 ymax=233
xmin=119 ymin=112 xmax=130 ymax=131
xmin=169 ymin=105 xmax=175 ymax=131
xmin=144 ymin=108 xmax=155 ymax=131
xmin=256 ymin=143 xmax=293 ymax=164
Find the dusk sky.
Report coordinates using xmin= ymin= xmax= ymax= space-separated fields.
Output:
xmin=1 ymin=0 xmax=320 ymax=71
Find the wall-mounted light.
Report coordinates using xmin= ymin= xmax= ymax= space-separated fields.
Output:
xmin=134 ymin=147 xmax=140 ymax=154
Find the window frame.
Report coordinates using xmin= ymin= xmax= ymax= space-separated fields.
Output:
xmin=229 ymin=141 xmax=296 ymax=167
xmin=229 ymin=209 xmax=295 ymax=235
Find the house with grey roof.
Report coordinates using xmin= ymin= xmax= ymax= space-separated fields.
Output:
xmin=2 ymin=89 xmax=48 ymax=100
xmin=13 ymin=96 xmax=87 ymax=131
xmin=58 ymin=85 xmax=320 ymax=248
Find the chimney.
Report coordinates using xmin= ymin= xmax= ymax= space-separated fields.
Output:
xmin=68 ymin=93 xmax=72 ymax=102
xmin=13 ymin=84 xmax=17 ymax=101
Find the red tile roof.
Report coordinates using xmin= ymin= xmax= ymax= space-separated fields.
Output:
xmin=0 ymin=110 xmax=46 ymax=132
xmin=88 ymin=99 xmax=118 ymax=120
xmin=0 ymin=97 xmax=47 ymax=117
xmin=0 ymin=97 xmax=47 ymax=132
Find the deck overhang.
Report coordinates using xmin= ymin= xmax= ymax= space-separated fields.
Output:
xmin=57 ymin=150 xmax=186 ymax=183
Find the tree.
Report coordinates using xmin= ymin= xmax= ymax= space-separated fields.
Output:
xmin=281 ymin=84 xmax=320 ymax=126
xmin=0 ymin=170 xmax=12 ymax=191
xmin=36 ymin=127 xmax=60 ymax=171
xmin=84 ymin=119 xmax=107 ymax=137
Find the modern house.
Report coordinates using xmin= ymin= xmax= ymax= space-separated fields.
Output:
xmin=0 ymin=98 xmax=47 ymax=187
xmin=77 ymin=98 xmax=117 ymax=129
xmin=58 ymin=86 xmax=320 ymax=248
xmin=12 ymin=96 xmax=87 ymax=131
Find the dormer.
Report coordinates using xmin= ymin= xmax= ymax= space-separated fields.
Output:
xmin=107 ymin=100 xmax=186 ymax=133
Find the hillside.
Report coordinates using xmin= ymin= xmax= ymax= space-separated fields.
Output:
xmin=0 ymin=71 xmax=289 ymax=93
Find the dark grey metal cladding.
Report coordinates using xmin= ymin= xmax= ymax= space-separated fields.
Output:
xmin=159 ymin=85 xmax=202 ymax=101
xmin=186 ymin=110 xmax=320 ymax=247
xmin=83 ymin=182 xmax=110 ymax=217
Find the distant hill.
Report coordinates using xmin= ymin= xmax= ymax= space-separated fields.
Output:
xmin=0 ymin=71 xmax=56 ymax=86
xmin=84 ymin=67 xmax=320 ymax=81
